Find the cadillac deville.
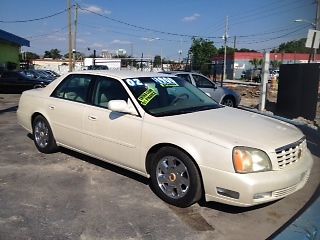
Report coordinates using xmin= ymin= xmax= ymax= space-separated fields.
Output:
xmin=17 ymin=70 xmax=313 ymax=207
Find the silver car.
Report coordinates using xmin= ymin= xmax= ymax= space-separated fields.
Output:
xmin=165 ymin=71 xmax=241 ymax=107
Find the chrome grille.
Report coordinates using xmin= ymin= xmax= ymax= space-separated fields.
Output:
xmin=275 ymin=137 xmax=306 ymax=169
xmin=272 ymin=170 xmax=310 ymax=198
xmin=273 ymin=184 xmax=298 ymax=198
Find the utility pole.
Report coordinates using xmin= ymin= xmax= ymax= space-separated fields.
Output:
xmin=233 ymin=36 xmax=236 ymax=50
xmin=222 ymin=16 xmax=228 ymax=86
xmin=72 ymin=3 xmax=78 ymax=71
xmin=68 ymin=0 xmax=72 ymax=72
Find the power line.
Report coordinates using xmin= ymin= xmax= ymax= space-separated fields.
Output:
xmin=236 ymin=24 xmax=308 ymax=38
xmin=228 ymin=0 xmax=285 ymax=20
xmin=77 ymin=5 xmax=221 ymax=39
xmin=207 ymin=0 xmax=282 ymax=32
xmin=78 ymin=23 xmax=191 ymax=43
xmin=25 ymin=26 xmax=68 ymax=39
xmin=237 ymin=24 xmax=308 ymax=44
xmin=230 ymin=1 xmax=314 ymax=27
xmin=229 ymin=0 xmax=303 ymax=22
xmin=0 ymin=7 xmax=73 ymax=23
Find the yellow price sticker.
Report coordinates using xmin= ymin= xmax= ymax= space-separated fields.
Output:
xmin=138 ymin=88 xmax=158 ymax=106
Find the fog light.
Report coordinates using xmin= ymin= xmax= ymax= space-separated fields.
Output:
xmin=253 ymin=192 xmax=272 ymax=200
xmin=216 ymin=187 xmax=240 ymax=199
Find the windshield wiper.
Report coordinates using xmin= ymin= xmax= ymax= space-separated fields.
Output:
xmin=154 ymin=105 xmax=220 ymax=117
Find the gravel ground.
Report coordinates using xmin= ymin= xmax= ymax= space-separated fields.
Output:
xmin=225 ymin=83 xmax=320 ymax=128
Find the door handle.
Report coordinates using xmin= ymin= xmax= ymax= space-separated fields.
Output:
xmin=49 ymin=105 xmax=55 ymax=110
xmin=88 ymin=115 xmax=97 ymax=121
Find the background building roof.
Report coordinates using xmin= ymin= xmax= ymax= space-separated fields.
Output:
xmin=0 ymin=29 xmax=30 ymax=47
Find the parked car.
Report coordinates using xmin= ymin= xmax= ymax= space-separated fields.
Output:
xmin=44 ymin=70 xmax=60 ymax=78
xmin=0 ymin=70 xmax=54 ymax=93
xmin=87 ymin=65 xmax=109 ymax=70
xmin=269 ymin=69 xmax=279 ymax=79
xmin=17 ymin=70 xmax=313 ymax=208
xmin=23 ymin=70 xmax=55 ymax=81
xmin=244 ymin=68 xmax=262 ymax=82
xmin=162 ymin=71 xmax=240 ymax=107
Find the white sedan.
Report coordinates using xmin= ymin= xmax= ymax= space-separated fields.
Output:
xmin=17 ymin=70 xmax=313 ymax=207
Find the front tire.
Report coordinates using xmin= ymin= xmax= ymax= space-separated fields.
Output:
xmin=32 ymin=115 xmax=58 ymax=153
xmin=150 ymin=147 xmax=202 ymax=208
xmin=221 ymin=96 xmax=235 ymax=107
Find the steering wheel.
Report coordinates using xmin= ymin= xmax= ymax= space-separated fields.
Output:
xmin=170 ymin=93 xmax=189 ymax=105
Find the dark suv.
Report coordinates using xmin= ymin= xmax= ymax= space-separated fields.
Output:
xmin=0 ymin=71 xmax=54 ymax=93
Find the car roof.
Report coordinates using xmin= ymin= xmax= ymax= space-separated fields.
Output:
xmin=71 ymin=70 xmax=176 ymax=79
xmin=163 ymin=71 xmax=201 ymax=75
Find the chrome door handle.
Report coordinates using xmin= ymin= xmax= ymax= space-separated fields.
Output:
xmin=88 ymin=115 xmax=97 ymax=121
xmin=49 ymin=105 xmax=55 ymax=110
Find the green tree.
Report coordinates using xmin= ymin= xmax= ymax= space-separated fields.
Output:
xmin=189 ymin=38 xmax=217 ymax=75
xmin=270 ymin=60 xmax=282 ymax=69
xmin=237 ymin=48 xmax=257 ymax=52
xmin=63 ymin=52 xmax=85 ymax=59
xmin=153 ymin=55 xmax=162 ymax=67
xmin=249 ymin=58 xmax=263 ymax=69
xmin=20 ymin=52 xmax=40 ymax=60
xmin=217 ymin=46 xmax=235 ymax=55
xmin=272 ymin=38 xmax=308 ymax=53
xmin=44 ymin=49 xmax=62 ymax=59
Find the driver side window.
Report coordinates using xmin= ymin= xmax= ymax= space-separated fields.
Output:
xmin=192 ymin=74 xmax=215 ymax=88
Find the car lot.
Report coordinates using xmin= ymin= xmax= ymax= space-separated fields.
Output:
xmin=0 ymin=93 xmax=319 ymax=240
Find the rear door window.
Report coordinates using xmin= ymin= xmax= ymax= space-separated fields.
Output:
xmin=51 ymin=74 xmax=93 ymax=103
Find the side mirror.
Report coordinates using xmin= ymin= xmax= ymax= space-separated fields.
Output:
xmin=108 ymin=100 xmax=138 ymax=115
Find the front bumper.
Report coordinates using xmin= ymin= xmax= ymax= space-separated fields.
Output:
xmin=200 ymin=149 xmax=314 ymax=207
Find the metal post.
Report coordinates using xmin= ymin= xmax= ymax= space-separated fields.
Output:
xmin=68 ymin=0 xmax=72 ymax=72
xmin=222 ymin=16 xmax=228 ymax=87
xmin=259 ymin=52 xmax=270 ymax=111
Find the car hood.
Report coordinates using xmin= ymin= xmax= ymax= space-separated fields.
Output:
xmin=160 ymin=107 xmax=303 ymax=151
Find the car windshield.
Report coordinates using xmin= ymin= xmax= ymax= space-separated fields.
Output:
xmin=123 ymin=76 xmax=221 ymax=117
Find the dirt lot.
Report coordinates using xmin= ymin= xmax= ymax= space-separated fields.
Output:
xmin=0 ymin=93 xmax=319 ymax=240
xmin=226 ymin=83 xmax=320 ymax=127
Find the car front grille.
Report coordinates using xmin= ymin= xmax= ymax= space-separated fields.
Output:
xmin=275 ymin=137 xmax=307 ymax=169
xmin=272 ymin=170 xmax=310 ymax=198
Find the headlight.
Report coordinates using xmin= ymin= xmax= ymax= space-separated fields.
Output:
xmin=232 ymin=147 xmax=272 ymax=173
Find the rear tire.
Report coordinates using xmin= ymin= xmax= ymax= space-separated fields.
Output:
xmin=150 ymin=147 xmax=202 ymax=208
xmin=32 ymin=115 xmax=58 ymax=153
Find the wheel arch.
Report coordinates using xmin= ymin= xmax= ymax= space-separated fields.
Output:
xmin=145 ymin=143 xmax=205 ymax=197
xmin=31 ymin=112 xmax=45 ymax=128
xmin=31 ymin=112 xmax=55 ymax=137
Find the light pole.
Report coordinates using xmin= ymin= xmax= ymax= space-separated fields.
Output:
xmin=294 ymin=0 xmax=320 ymax=62
xmin=294 ymin=19 xmax=317 ymax=62
xmin=294 ymin=19 xmax=316 ymax=28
